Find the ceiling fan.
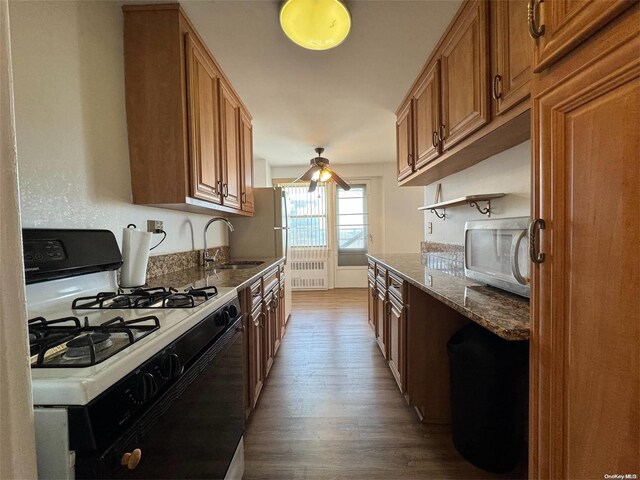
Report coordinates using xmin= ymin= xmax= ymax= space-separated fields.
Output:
xmin=298 ymin=147 xmax=351 ymax=193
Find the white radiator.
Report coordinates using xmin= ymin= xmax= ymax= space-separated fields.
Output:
xmin=289 ymin=248 xmax=328 ymax=290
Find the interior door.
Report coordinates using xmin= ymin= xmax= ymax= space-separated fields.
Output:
xmin=530 ymin=19 xmax=639 ymax=479
xmin=185 ymin=34 xmax=222 ymax=205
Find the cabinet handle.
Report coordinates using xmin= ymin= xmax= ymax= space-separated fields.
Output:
xmin=216 ymin=180 xmax=222 ymax=195
xmin=407 ymin=153 xmax=412 ymax=167
xmin=121 ymin=449 xmax=142 ymax=470
xmin=432 ymin=131 xmax=438 ymax=148
xmin=241 ymin=191 xmax=247 ymax=204
xmin=492 ymin=75 xmax=502 ymax=100
xmin=529 ymin=218 xmax=546 ymax=264
xmin=438 ymin=124 xmax=446 ymax=143
xmin=223 ymin=183 xmax=229 ymax=198
xmin=527 ymin=0 xmax=545 ymax=39
xmin=258 ymin=312 xmax=266 ymax=327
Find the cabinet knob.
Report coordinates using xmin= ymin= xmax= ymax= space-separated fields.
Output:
xmin=121 ymin=448 xmax=142 ymax=470
xmin=527 ymin=0 xmax=545 ymax=39
xmin=492 ymin=75 xmax=502 ymax=100
xmin=438 ymin=124 xmax=446 ymax=143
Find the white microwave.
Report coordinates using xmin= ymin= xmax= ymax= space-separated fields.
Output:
xmin=464 ymin=217 xmax=530 ymax=298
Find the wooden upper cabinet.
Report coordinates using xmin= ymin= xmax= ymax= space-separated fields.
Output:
xmin=186 ymin=34 xmax=222 ymax=205
xmin=122 ymin=4 xmax=253 ymax=216
xmin=490 ymin=0 xmax=532 ymax=116
xmin=530 ymin=8 xmax=639 ymax=479
xmin=219 ymin=81 xmax=242 ymax=210
xmin=413 ymin=61 xmax=441 ymax=170
xmin=439 ymin=0 xmax=489 ymax=151
xmin=396 ymin=100 xmax=414 ymax=181
xmin=531 ymin=0 xmax=635 ymax=72
xmin=240 ymin=110 xmax=255 ymax=214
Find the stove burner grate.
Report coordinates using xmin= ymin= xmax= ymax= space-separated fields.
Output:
xmin=28 ymin=315 xmax=160 ymax=367
xmin=70 ymin=286 xmax=217 ymax=310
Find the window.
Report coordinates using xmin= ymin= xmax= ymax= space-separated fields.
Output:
xmin=283 ymin=184 xmax=328 ymax=248
xmin=336 ymin=184 xmax=368 ymax=266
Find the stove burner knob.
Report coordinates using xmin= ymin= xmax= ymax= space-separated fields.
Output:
xmin=134 ymin=373 xmax=158 ymax=404
xmin=214 ymin=313 xmax=225 ymax=327
xmin=227 ymin=305 xmax=238 ymax=318
xmin=160 ymin=353 xmax=183 ymax=380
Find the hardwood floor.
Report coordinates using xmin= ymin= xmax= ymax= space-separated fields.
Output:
xmin=244 ymin=289 xmax=522 ymax=480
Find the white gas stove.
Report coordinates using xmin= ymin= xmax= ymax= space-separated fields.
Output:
xmin=24 ymin=229 xmax=245 ymax=480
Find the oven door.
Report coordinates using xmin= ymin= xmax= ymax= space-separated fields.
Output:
xmin=76 ymin=318 xmax=244 ymax=479
xmin=464 ymin=217 xmax=530 ymax=298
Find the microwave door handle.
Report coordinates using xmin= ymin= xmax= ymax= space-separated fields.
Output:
xmin=510 ymin=230 xmax=528 ymax=285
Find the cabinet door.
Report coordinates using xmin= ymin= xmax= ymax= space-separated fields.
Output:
xmin=440 ymin=0 xmax=490 ymax=150
xmin=278 ymin=285 xmax=286 ymax=339
xmin=531 ymin=0 xmax=634 ymax=72
xmin=185 ymin=34 xmax=222 ymax=205
xmin=248 ymin=305 xmax=264 ymax=408
xmin=219 ymin=81 xmax=242 ymax=209
xmin=387 ymin=297 xmax=405 ymax=393
xmin=375 ymin=288 xmax=387 ymax=359
xmin=490 ymin=0 xmax=532 ymax=116
xmin=530 ymin=17 xmax=639 ymax=479
xmin=367 ymin=278 xmax=376 ymax=332
xmin=240 ymin=110 xmax=254 ymax=213
xmin=396 ymin=101 xmax=414 ymax=181
xmin=413 ymin=61 xmax=441 ymax=170
xmin=262 ymin=297 xmax=276 ymax=377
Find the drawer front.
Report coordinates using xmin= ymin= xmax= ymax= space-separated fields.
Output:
xmin=388 ymin=272 xmax=405 ymax=302
xmin=263 ymin=267 xmax=279 ymax=293
xmin=250 ymin=280 xmax=262 ymax=310
xmin=368 ymin=260 xmax=376 ymax=281
xmin=376 ymin=265 xmax=387 ymax=288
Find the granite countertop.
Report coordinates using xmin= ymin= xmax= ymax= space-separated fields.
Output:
xmin=146 ymin=257 xmax=285 ymax=292
xmin=368 ymin=253 xmax=530 ymax=341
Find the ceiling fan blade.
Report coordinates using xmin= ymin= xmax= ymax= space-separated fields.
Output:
xmin=331 ymin=170 xmax=351 ymax=191
xmin=308 ymin=179 xmax=318 ymax=193
xmin=301 ymin=165 xmax=318 ymax=181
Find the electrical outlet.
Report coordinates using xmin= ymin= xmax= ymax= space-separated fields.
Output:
xmin=147 ymin=220 xmax=163 ymax=233
xmin=427 ymin=222 xmax=433 ymax=234
xmin=427 ymin=275 xmax=433 ymax=287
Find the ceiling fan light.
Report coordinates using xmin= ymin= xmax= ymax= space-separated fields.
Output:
xmin=319 ymin=168 xmax=332 ymax=182
xmin=279 ymin=0 xmax=351 ymax=51
xmin=311 ymin=168 xmax=321 ymax=181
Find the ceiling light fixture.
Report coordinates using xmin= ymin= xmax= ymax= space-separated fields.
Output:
xmin=279 ymin=0 xmax=351 ymax=51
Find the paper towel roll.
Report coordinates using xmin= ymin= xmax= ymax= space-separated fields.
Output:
xmin=120 ymin=227 xmax=153 ymax=288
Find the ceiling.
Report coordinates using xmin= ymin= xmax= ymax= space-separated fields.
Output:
xmin=180 ymin=0 xmax=462 ymax=167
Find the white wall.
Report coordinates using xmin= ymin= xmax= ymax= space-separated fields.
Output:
xmin=423 ymin=141 xmax=531 ymax=245
xmin=271 ymin=162 xmax=424 ymax=254
xmin=254 ymin=157 xmax=273 ymax=188
xmin=9 ymin=0 xmax=227 ymax=256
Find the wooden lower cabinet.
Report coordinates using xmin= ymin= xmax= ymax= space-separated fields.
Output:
xmin=375 ymin=286 xmax=387 ymax=359
xmin=248 ymin=302 xmax=264 ymax=411
xmin=530 ymin=8 xmax=639 ymax=479
xmin=367 ymin=277 xmax=376 ymax=331
xmin=387 ymin=295 xmax=406 ymax=393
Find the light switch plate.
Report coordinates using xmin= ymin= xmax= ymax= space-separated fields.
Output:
xmin=427 ymin=222 xmax=433 ymax=234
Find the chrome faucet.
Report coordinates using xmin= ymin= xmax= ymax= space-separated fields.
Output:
xmin=203 ymin=217 xmax=234 ymax=268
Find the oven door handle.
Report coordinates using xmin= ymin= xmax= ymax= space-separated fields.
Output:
xmin=510 ymin=230 xmax=528 ymax=285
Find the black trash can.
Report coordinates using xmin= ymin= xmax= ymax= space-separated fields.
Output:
xmin=447 ymin=322 xmax=528 ymax=473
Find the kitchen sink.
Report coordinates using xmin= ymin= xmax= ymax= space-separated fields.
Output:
xmin=214 ymin=261 xmax=264 ymax=270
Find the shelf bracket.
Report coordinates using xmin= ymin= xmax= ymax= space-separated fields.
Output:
xmin=469 ymin=200 xmax=492 ymax=217
xmin=430 ymin=208 xmax=446 ymax=220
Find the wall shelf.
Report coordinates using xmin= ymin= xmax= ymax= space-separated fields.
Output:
xmin=418 ymin=193 xmax=505 ymax=219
